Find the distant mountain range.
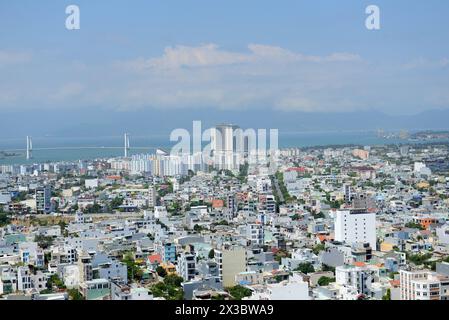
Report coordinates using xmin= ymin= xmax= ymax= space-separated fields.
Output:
xmin=2 ymin=108 xmax=449 ymax=138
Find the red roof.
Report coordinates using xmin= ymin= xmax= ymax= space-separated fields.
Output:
xmin=148 ymin=254 xmax=162 ymax=264
xmin=353 ymin=262 xmax=366 ymax=267
xmin=106 ymin=175 xmax=121 ymax=180
xmin=390 ymin=280 xmax=400 ymax=287
xmin=212 ymin=199 xmax=224 ymax=208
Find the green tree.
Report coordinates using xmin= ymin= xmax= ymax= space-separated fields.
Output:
xmin=214 ymin=220 xmax=229 ymax=226
xmin=34 ymin=235 xmax=54 ymax=249
xmin=290 ymin=214 xmax=300 ymax=220
xmin=194 ymin=224 xmax=206 ymax=232
xmin=226 ymin=285 xmax=252 ymax=300
xmin=382 ymin=288 xmax=391 ymax=300
xmin=312 ymin=243 xmax=325 ymax=255
xmin=294 ymin=262 xmax=315 ymax=274
xmin=150 ymin=274 xmax=184 ymax=300
xmin=156 ymin=266 xmax=167 ymax=278
xmin=273 ymin=249 xmax=290 ymax=263
xmin=405 ymin=222 xmax=424 ymax=230
xmin=317 ymin=276 xmax=335 ymax=286
xmin=0 ymin=213 xmax=10 ymax=227
xmin=58 ymin=220 xmax=67 ymax=234
xmin=312 ymin=212 xmax=325 ymax=219
xmin=88 ymin=203 xmax=102 ymax=213
xmin=46 ymin=274 xmax=66 ymax=290
xmin=14 ymin=191 xmax=28 ymax=202
xmin=68 ymin=288 xmax=84 ymax=300
xmin=407 ymin=253 xmax=432 ymax=265
xmin=322 ymin=264 xmax=335 ymax=273
xmin=389 ymin=272 xmax=399 ymax=279
xmin=163 ymin=274 xmax=184 ymax=287
xmin=208 ymin=249 xmax=215 ymax=259
xmin=122 ymin=252 xmax=143 ymax=282
xmin=110 ymin=197 xmax=124 ymax=210
xmin=238 ymin=162 xmax=249 ymax=182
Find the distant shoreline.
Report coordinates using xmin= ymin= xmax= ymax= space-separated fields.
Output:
xmin=0 ymin=151 xmax=21 ymax=159
xmin=0 ymin=138 xmax=448 ymax=167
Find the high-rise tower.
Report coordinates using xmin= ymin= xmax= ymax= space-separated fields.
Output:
xmin=26 ymin=136 xmax=33 ymax=160
xmin=124 ymin=133 xmax=130 ymax=157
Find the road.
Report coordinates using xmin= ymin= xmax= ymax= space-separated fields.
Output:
xmin=271 ymin=175 xmax=285 ymax=203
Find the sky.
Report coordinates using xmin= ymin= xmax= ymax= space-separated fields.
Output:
xmin=0 ymin=0 xmax=449 ymax=137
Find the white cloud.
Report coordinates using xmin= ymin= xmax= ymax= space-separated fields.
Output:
xmin=0 ymin=51 xmax=31 ymax=67
xmin=122 ymin=44 xmax=250 ymax=70
xmin=1 ymin=43 xmax=447 ymax=115
xmin=49 ymin=83 xmax=84 ymax=101
xmin=248 ymin=44 xmax=361 ymax=63
xmin=403 ymin=57 xmax=449 ymax=70
xmin=117 ymin=43 xmax=362 ymax=71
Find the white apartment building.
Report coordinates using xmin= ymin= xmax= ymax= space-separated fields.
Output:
xmin=256 ymin=177 xmax=272 ymax=193
xmin=19 ymin=242 xmax=45 ymax=267
xmin=0 ymin=191 xmax=11 ymax=205
xmin=31 ymin=271 xmax=47 ymax=292
xmin=63 ymin=264 xmax=81 ymax=289
xmin=414 ymin=162 xmax=432 ymax=176
xmin=154 ymin=206 xmax=168 ymax=219
xmin=177 ymin=252 xmax=196 ymax=281
xmin=267 ymin=274 xmax=310 ymax=300
xmin=85 ymin=179 xmax=99 ymax=189
xmin=130 ymin=287 xmax=153 ymax=300
xmin=210 ymin=124 xmax=242 ymax=170
xmin=0 ymin=266 xmax=17 ymax=295
xmin=17 ymin=266 xmax=32 ymax=292
xmin=51 ymin=244 xmax=77 ymax=264
xmin=245 ymin=274 xmax=309 ymax=300
xmin=335 ymin=264 xmax=381 ymax=298
xmin=35 ymin=186 xmax=51 ymax=214
xmin=400 ymin=269 xmax=449 ymax=300
xmin=246 ymin=223 xmax=264 ymax=246
xmin=436 ymin=224 xmax=449 ymax=245
xmin=334 ymin=209 xmax=377 ymax=250
xmin=262 ymin=194 xmax=276 ymax=214
xmin=148 ymin=186 xmax=156 ymax=208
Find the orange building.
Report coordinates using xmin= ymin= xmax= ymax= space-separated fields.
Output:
xmin=212 ymin=199 xmax=224 ymax=209
xmin=415 ymin=217 xmax=437 ymax=229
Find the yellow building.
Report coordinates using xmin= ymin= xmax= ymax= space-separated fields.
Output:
xmin=160 ymin=262 xmax=177 ymax=275
xmin=416 ymin=181 xmax=430 ymax=189
xmin=215 ymin=247 xmax=246 ymax=287
xmin=380 ymin=242 xmax=394 ymax=252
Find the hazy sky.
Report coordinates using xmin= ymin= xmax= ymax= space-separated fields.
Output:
xmin=1 ymin=0 xmax=449 ymax=119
